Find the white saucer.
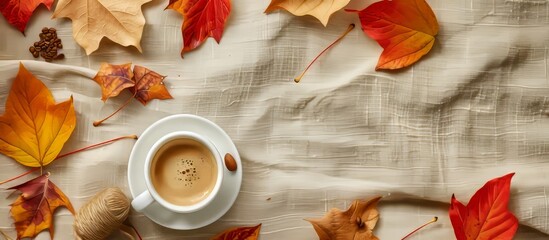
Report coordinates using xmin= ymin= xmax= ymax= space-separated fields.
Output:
xmin=127 ymin=114 xmax=242 ymax=230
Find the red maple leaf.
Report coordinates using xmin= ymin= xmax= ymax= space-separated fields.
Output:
xmin=0 ymin=0 xmax=54 ymax=34
xmin=9 ymin=173 xmax=75 ymax=239
xmin=166 ymin=0 xmax=231 ymax=57
xmin=449 ymin=173 xmax=518 ymax=240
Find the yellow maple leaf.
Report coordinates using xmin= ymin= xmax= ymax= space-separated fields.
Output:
xmin=0 ymin=63 xmax=76 ymax=167
xmin=264 ymin=0 xmax=351 ymax=26
xmin=52 ymin=0 xmax=152 ymax=55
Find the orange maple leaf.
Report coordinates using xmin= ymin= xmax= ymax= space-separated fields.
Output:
xmin=0 ymin=63 xmax=76 ymax=167
xmin=130 ymin=65 xmax=173 ymax=105
xmin=92 ymin=63 xmax=172 ymax=126
xmin=9 ymin=173 xmax=75 ymax=239
xmin=347 ymin=0 xmax=439 ymax=70
xmin=92 ymin=63 xmax=172 ymax=105
xmin=92 ymin=63 xmax=135 ymax=102
xmin=212 ymin=224 xmax=262 ymax=240
xmin=166 ymin=0 xmax=231 ymax=56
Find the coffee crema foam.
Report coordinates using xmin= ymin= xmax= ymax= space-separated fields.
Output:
xmin=150 ymin=138 xmax=218 ymax=206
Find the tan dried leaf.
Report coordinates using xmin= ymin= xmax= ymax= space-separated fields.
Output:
xmin=52 ymin=0 xmax=152 ymax=54
xmin=306 ymin=196 xmax=381 ymax=240
xmin=265 ymin=0 xmax=350 ymax=26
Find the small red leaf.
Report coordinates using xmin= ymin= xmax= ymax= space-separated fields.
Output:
xmin=449 ymin=173 xmax=518 ymax=240
xmin=212 ymin=224 xmax=261 ymax=240
xmin=0 ymin=0 xmax=54 ymax=33
xmin=166 ymin=0 xmax=231 ymax=56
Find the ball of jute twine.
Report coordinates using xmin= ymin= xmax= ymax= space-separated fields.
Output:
xmin=74 ymin=187 xmax=131 ymax=240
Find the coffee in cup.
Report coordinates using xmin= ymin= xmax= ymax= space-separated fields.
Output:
xmin=150 ymin=138 xmax=218 ymax=206
xmin=131 ymin=131 xmax=223 ymax=213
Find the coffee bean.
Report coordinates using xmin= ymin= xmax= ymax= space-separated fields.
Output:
xmin=30 ymin=27 xmax=63 ymax=62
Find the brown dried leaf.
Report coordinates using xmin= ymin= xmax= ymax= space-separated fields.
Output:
xmin=306 ymin=196 xmax=381 ymax=240
xmin=130 ymin=65 xmax=173 ymax=105
xmin=92 ymin=63 xmax=135 ymax=102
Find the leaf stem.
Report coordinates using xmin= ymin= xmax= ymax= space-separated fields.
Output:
xmin=55 ymin=135 xmax=138 ymax=160
xmin=93 ymin=92 xmax=136 ymax=127
xmin=0 ymin=135 xmax=137 ymax=186
xmin=131 ymin=225 xmax=143 ymax=240
xmin=0 ymin=168 xmax=39 ymax=185
xmin=401 ymin=216 xmax=438 ymax=240
xmin=294 ymin=23 xmax=355 ymax=83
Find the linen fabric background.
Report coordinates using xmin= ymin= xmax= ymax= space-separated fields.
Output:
xmin=1 ymin=0 xmax=549 ymax=239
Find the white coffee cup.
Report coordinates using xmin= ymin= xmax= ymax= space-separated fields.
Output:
xmin=131 ymin=131 xmax=224 ymax=213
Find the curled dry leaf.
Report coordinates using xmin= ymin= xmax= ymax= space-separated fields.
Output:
xmin=9 ymin=173 xmax=75 ymax=239
xmin=449 ymin=173 xmax=518 ymax=240
xmin=131 ymin=65 xmax=173 ymax=105
xmin=0 ymin=63 xmax=76 ymax=167
xmin=212 ymin=224 xmax=261 ymax=240
xmin=307 ymin=196 xmax=381 ymax=240
xmin=93 ymin=63 xmax=135 ymax=102
xmin=265 ymin=0 xmax=350 ymax=26
xmin=92 ymin=63 xmax=172 ymax=126
xmin=0 ymin=0 xmax=53 ymax=33
xmin=166 ymin=0 xmax=231 ymax=56
xmin=52 ymin=0 xmax=152 ymax=55
xmin=346 ymin=0 xmax=439 ymax=70
xmin=93 ymin=63 xmax=172 ymax=105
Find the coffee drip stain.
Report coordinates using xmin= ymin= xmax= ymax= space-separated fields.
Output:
xmin=176 ymin=158 xmax=200 ymax=187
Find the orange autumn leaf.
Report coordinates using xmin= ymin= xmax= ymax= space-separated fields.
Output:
xmin=212 ymin=224 xmax=262 ymax=240
xmin=346 ymin=0 xmax=439 ymax=70
xmin=0 ymin=63 xmax=76 ymax=167
xmin=306 ymin=196 xmax=381 ymax=240
xmin=92 ymin=63 xmax=135 ymax=102
xmin=166 ymin=0 xmax=231 ymax=56
xmin=92 ymin=63 xmax=172 ymax=105
xmin=92 ymin=63 xmax=172 ymax=126
xmin=9 ymin=173 xmax=75 ymax=239
xmin=130 ymin=65 xmax=173 ymax=105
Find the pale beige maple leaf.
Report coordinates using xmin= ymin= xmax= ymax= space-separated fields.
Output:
xmin=52 ymin=0 xmax=152 ymax=55
xmin=265 ymin=0 xmax=351 ymax=26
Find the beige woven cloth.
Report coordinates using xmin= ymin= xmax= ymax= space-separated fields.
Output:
xmin=1 ymin=0 xmax=549 ymax=239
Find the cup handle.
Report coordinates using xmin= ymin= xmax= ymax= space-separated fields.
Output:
xmin=131 ymin=190 xmax=155 ymax=212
